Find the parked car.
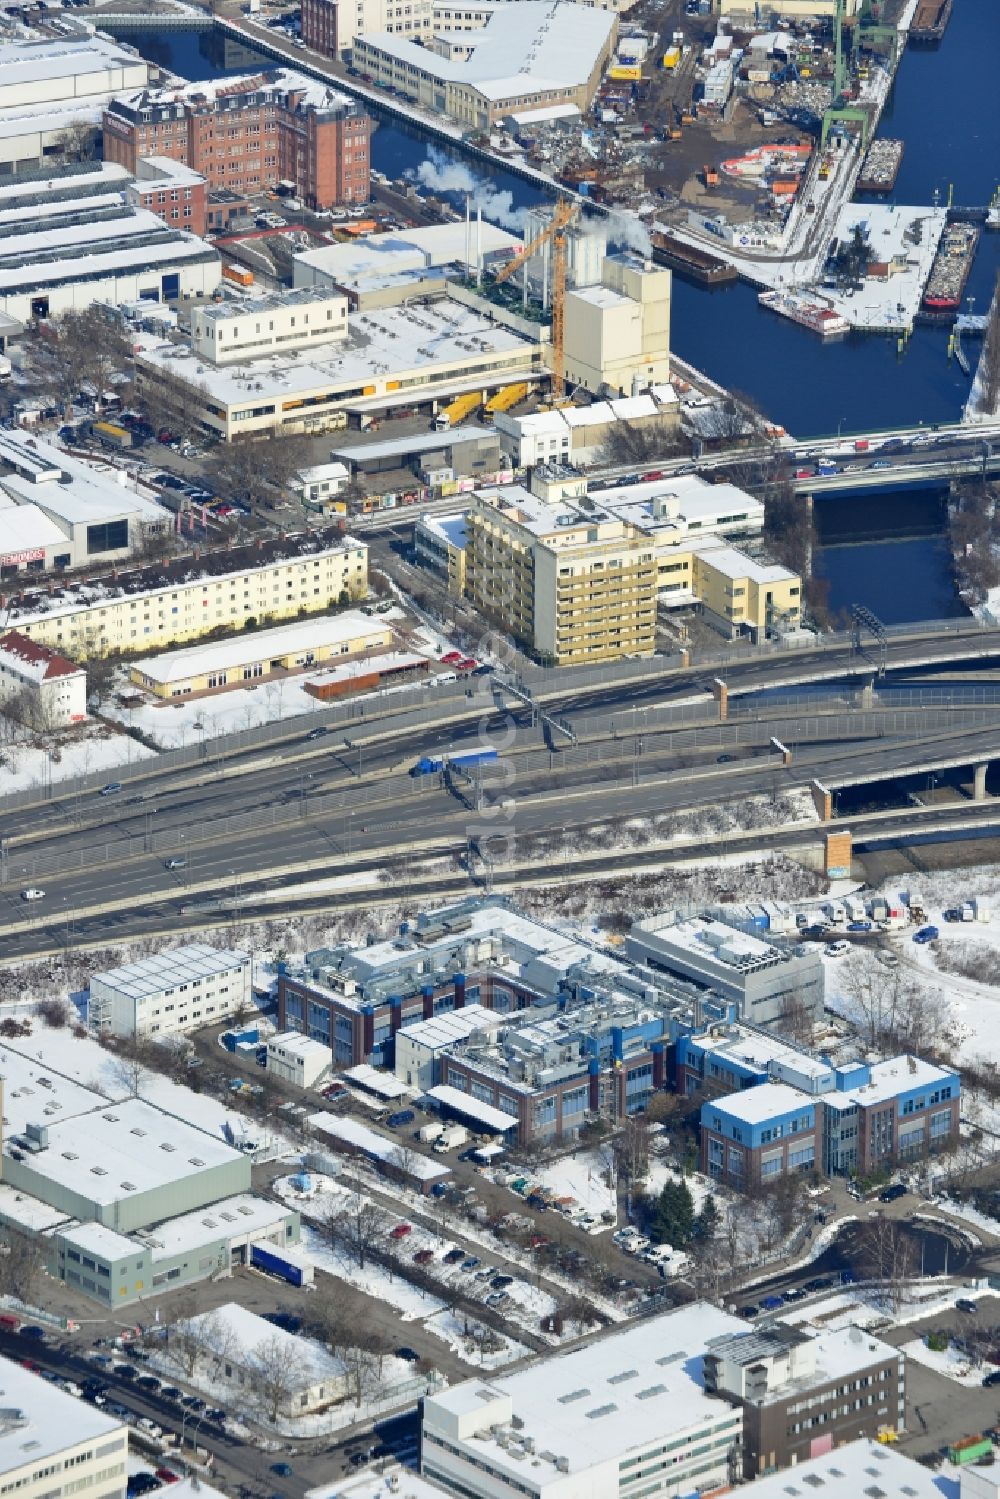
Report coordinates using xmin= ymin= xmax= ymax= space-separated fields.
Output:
xmin=957 ymin=1298 xmax=978 ymax=1314
xmin=982 ymin=1370 xmax=1000 ymax=1387
xmin=270 ymin=1465 xmax=293 ymax=1479
xmin=878 ymin=1182 xmax=907 ymax=1203
xmin=389 ymin=1223 xmax=412 ymax=1240
xmin=846 ymin=920 xmax=872 ymax=932
xmin=913 ymin=925 xmax=940 ymax=944
xmin=443 ymin=1248 xmax=465 ymax=1264
xmin=413 ymin=1248 xmax=435 ymax=1265
xmin=395 ymin=1347 xmax=420 ymax=1362
xmin=824 ymin=940 xmax=850 ymax=957
xmin=943 ymin=908 xmax=963 ymax=922
xmin=760 ymin=1294 xmax=785 ymax=1310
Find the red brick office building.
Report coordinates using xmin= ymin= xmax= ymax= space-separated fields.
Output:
xmin=103 ymin=70 xmax=370 ymax=211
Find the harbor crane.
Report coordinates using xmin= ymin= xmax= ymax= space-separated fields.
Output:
xmin=493 ymin=198 xmax=580 ymax=400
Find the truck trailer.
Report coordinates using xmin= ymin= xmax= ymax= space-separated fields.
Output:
xmin=411 ymin=748 xmax=498 ymax=777
xmin=249 ymin=1242 xmax=314 ymax=1287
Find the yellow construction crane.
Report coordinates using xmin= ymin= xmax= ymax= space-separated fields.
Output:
xmin=493 ymin=198 xmax=579 ymax=400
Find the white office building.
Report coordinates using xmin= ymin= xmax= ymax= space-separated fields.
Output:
xmin=0 ymin=1356 xmax=128 ymax=1499
xmin=395 ymin=1004 xmax=502 ymax=1092
xmin=422 ymin=1301 xmax=745 ymax=1498
xmin=88 ymin=943 xmax=252 ymax=1037
xmin=190 ymin=289 xmax=349 ymax=364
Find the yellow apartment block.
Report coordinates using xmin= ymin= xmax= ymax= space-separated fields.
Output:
xmin=414 ymin=513 xmax=467 ymax=597
xmin=129 ymin=610 xmax=393 ymax=698
xmin=660 ymin=538 xmax=800 ymax=638
xmin=3 ymin=527 xmax=368 ymax=659
xmin=465 ymin=486 xmax=657 ymax=665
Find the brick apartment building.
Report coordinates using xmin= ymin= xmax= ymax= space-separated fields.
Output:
xmin=126 ymin=156 xmax=208 ymax=236
xmin=103 ymin=70 xmax=370 ymax=211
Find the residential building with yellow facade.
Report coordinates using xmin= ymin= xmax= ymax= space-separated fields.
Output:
xmin=1 ymin=525 xmax=368 ymax=658
xmin=414 ymin=512 xmax=468 ymax=597
xmin=688 ymin=538 xmax=801 ymax=637
xmin=129 ymin=609 xmax=392 ymax=698
xmin=465 ymin=484 xmax=657 ymax=664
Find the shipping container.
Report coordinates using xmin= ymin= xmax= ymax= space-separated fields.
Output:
xmin=222 ymin=264 xmax=254 ymax=287
xmin=433 ymin=1125 xmax=469 ymax=1151
xmin=92 ymin=420 xmax=132 ymax=450
xmin=949 ymin=1436 xmax=992 ymax=1466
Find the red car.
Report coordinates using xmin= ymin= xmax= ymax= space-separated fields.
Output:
xmin=440 ymin=650 xmax=463 ymax=664
xmin=456 ymin=658 xmax=477 ymax=672
xmin=389 ymin=1223 xmax=412 ymax=1240
xmin=413 ymin=1248 xmax=434 ymax=1265
xmin=155 ymin=1472 xmax=180 ymax=1485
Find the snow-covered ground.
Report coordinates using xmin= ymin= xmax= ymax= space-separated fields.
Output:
xmin=902 ymin=1332 xmax=990 ymax=1388
xmin=422 ymin=1308 xmax=529 ymax=1370
xmin=0 ymin=721 xmax=155 ymax=794
xmin=531 ymin=1150 xmax=616 ymax=1218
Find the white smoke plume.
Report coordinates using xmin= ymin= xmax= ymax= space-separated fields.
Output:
xmin=409 ymin=149 xmax=528 ymax=230
xmin=409 ymin=149 xmax=653 ymax=256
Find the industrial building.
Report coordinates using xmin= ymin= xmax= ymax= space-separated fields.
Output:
xmin=464 ymin=482 xmax=658 ymax=664
xmin=394 ymin=1003 xmax=502 ymax=1092
xmin=0 ymin=524 xmax=368 ymax=657
xmin=0 ymin=1356 xmax=127 ymax=1499
xmin=0 ymin=162 xmax=219 ymax=323
xmin=103 ymin=69 xmax=371 ymax=211
xmin=562 ymin=253 xmax=671 ymax=396
xmin=422 ymin=1302 xmax=745 ymax=1498
xmin=333 ymin=428 xmax=504 ymax=486
xmin=128 ymin=611 xmax=393 ymax=699
xmin=190 ymin=289 xmax=349 ymax=364
xmin=134 ymin=296 xmax=540 ymax=440
xmin=493 ymin=389 xmax=679 ymax=466
xmin=625 ymin=912 xmax=825 ymax=1029
xmin=0 ymin=428 xmax=170 ymax=575
xmin=293 ymin=221 xmax=523 ymax=308
xmin=0 ymin=629 xmax=86 ymax=727
xmin=88 ymin=943 xmax=252 ymax=1037
xmin=352 ymin=1 xmax=617 ymax=130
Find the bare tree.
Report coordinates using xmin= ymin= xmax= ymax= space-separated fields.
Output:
xmin=53 ymin=121 xmax=98 ymax=161
xmin=247 ymin=1331 xmax=310 ymax=1421
xmin=840 ymin=951 xmax=952 ymax=1058
xmin=104 ymin=1041 xmax=155 ymax=1099
xmin=854 ymin=1213 xmax=915 ymax=1313
xmin=323 ymin=1191 xmax=389 ymax=1271
xmin=613 ymin=1115 xmax=651 ymax=1192
xmin=207 ymin=432 xmax=313 ymax=517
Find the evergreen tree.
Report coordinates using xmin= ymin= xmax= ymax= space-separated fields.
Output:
xmin=693 ymin=1194 xmax=720 ymax=1242
xmin=654 ymin=1178 xmax=695 ymax=1247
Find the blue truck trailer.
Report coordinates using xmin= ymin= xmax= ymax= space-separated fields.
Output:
xmin=411 ymin=747 xmax=498 ymax=776
xmin=250 ymin=1242 xmax=314 ymax=1287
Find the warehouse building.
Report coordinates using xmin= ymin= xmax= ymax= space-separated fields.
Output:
xmin=0 ymin=428 xmax=170 ymax=575
xmin=422 ymin=1302 xmax=745 ymax=1498
xmin=0 ymin=629 xmax=86 ymax=727
xmin=88 ymin=943 xmax=252 ymax=1037
xmin=128 ymin=611 xmax=393 ymax=699
xmin=134 ymin=297 xmax=541 ymax=440
xmin=0 ymin=1355 xmax=128 ymax=1499
xmin=0 ymin=165 xmax=219 ymax=323
xmin=0 ymin=524 xmax=368 ymax=657
xmin=333 ymin=428 xmax=503 ymax=485
xmin=352 ymin=1 xmax=617 ymax=130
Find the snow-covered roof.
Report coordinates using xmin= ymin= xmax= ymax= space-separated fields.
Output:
xmin=306 ymin=1112 xmax=450 ymax=1181
xmin=425 ymin=1302 xmax=745 ymax=1478
xmin=179 ymin=1302 xmax=346 ymax=1388
xmin=91 ymin=943 xmax=248 ymax=1002
xmin=508 ymin=103 xmax=580 ymax=125
xmin=0 ymin=500 xmax=67 ymax=552
xmin=417 ymin=512 xmax=467 ymax=551
xmin=136 ymin=297 xmax=533 ymax=409
xmin=139 ymin=1194 xmax=294 ymax=1261
xmin=0 ymin=630 xmax=83 ymax=684
xmin=295 ymin=221 xmax=522 ymax=285
xmin=708 ymin=1081 xmax=811 ymax=1125
xmin=334 ymin=427 xmax=496 ymax=464
xmin=343 ymin=1063 xmax=410 ymax=1099
xmin=827 ymin=1054 xmax=956 ymax=1111
xmin=358 ymin=1 xmax=615 ymax=103
xmin=0 ymin=1355 xmax=126 ymax=1465
xmin=741 ymin=1439 xmax=956 ymax=1498
xmin=427 ymin=1083 xmax=518 ymax=1131
xmin=11 ymin=1096 xmax=244 ymax=1205
xmin=0 ymin=33 xmax=146 ymax=91
xmin=397 ymin=1004 xmax=498 ymax=1052
xmin=131 ymin=611 xmax=390 ymax=686
xmin=58 ymin=1220 xmax=136 ymax=1262
xmin=689 ymin=537 xmax=797 ymax=584
xmin=113 ymin=66 xmax=357 ymax=118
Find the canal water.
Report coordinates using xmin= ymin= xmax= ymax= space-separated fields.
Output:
xmin=111 ymin=1 xmax=1000 ymax=621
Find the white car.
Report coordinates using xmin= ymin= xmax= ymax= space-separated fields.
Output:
xmin=20 ymin=888 xmax=45 ymax=901
xmin=824 ymin=940 xmax=850 ymax=957
xmin=621 ymin=1235 xmax=651 ymax=1254
xmin=136 ymin=1417 xmax=163 ymax=1438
